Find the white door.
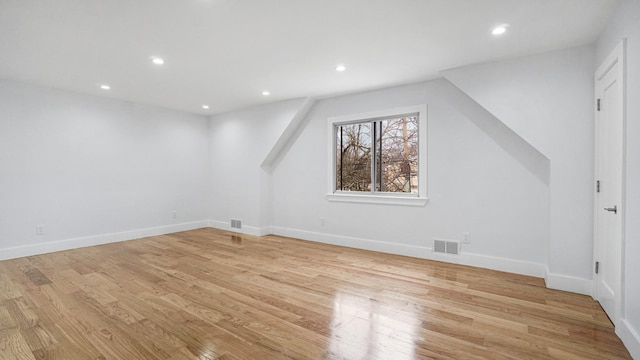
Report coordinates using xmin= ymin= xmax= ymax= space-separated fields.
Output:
xmin=594 ymin=40 xmax=625 ymax=326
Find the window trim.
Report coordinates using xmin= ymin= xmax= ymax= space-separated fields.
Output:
xmin=326 ymin=105 xmax=428 ymax=206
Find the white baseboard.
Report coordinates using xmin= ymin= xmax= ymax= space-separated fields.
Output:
xmin=443 ymin=251 xmax=546 ymax=278
xmin=619 ymin=319 xmax=640 ymax=359
xmin=269 ymin=226 xmax=546 ymax=278
xmin=271 ymin=225 xmax=431 ymax=259
xmin=208 ymin=220 xmax=271 ymax=236
xmin=2 ymin=220 xmax=595 ymax=299
xmin=544 ymin=270 xmax=593 ymax=296
xmin=0 ymin=220 xmax=209 ymax=261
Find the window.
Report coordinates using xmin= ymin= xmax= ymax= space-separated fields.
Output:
xmin=327 ymin=105 xmax=427 ymax=206
xmin=335 ymin=116 xmax=418 ymax=193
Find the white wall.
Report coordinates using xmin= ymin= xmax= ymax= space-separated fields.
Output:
xmin=441 ymin=46 xmax=596 ymax=292
xmin=597 ymin=0 xmax=640 ymax=357
xmin=208 ymin=98 xmax=307 ymax=235
xmin=0 ymin=80 xmax=210 ymax=259
xmin=269 ymin=80 xmax=549 ymax=275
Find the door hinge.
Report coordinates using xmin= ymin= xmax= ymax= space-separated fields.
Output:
xmin=597 ymin=180 xmax=600 ymax=193
xmin=597 ymin=99 xmax=601 ymax=111
xmin=595 ymin=261 xmax=600 ymax=274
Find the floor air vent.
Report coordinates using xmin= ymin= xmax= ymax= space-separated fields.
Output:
xmin=433 ymin=239 xmax=460 ymax=255
xmin=230 ymin=219 xmax=242 ymax=229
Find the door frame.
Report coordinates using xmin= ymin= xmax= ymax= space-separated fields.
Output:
xmin=592 ymin=39 xmax=626 ymax=326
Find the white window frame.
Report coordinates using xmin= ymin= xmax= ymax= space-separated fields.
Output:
xmin=326 ymin=104 xmax=428 ymax=206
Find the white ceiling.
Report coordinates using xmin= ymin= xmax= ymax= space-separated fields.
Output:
xmin=0 ymin=0 xmax=620 ymax=115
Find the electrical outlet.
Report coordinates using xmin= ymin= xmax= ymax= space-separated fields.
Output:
xmin=36 ymin=225 xmax=46 ymax=235
xmin=320 ymin=217 xmax=326 ymax=226
xmin=462 ymin=232 xmax=470 ymax=244
xmin=171 ymin=210 xmax=177 ymax=219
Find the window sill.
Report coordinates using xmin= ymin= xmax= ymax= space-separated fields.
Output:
xmin=326 ymin=193 xmax=428 ymax=206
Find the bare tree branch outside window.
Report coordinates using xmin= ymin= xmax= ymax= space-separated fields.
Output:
xmin=335 ymin=115 xmax=418 ymax=193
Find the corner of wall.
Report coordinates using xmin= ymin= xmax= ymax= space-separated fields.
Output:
xmin=208 ymin=220 xmax=271 ymax=237
xmin=544 ymin=267 xmax=593 ymax=296
xmin=618 ymin=319 xmax=640 ymax=359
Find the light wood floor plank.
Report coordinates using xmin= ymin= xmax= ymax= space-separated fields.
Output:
xmin=0 ymin=227 xmax=632 ymax=359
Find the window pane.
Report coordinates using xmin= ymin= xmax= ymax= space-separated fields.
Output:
xmin=336 ymin=122 xmax=372 ymax=191
xmin=375 ymin=116 xmax=418 ymax=193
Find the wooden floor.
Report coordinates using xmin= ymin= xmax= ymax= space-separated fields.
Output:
xmin=0 ymin=228 xmax=631 ymax=359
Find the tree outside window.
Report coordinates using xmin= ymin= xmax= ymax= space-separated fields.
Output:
xmin=335 ymin=115 xmax=418 ymax=194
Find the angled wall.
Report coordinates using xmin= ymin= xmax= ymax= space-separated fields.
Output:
xmin=442 ymin=45 xmax=596 ymax=293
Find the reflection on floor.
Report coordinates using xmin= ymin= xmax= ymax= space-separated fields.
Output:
xmin=329 ymin=291 xmax=419 ymax=359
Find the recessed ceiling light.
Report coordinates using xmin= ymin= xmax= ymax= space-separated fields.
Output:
xmin=336 ymin=64 xmax=346 ymax=72
xmin=492 ymin=25 xmax=508 ymax=35
xmin=100 ymin=84 xmax=111 ymax=90
xmin=262 ymin=91 xmax=270 ymax=96
xmin=151 ymin=56 xmax=165 ymax=65
xmin=202 ymin=105 xmax=210 ymax=109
